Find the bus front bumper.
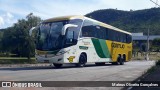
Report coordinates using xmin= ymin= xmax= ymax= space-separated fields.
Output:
xmin=35 ymin=55 xmax=64 ymax=64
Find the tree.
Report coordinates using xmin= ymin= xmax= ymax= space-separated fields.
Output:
xmin=86 ymin=8 xmax=160 ymax=35
xmin=1 ymin=13 xmax=41 ymax=61
xmin=0 ymin=31 xmax=3 ymax=49
xmin=24 ymin=13 xmax=41 ymax=60
xmin=152 ymin=38 xmax=160 ymax=52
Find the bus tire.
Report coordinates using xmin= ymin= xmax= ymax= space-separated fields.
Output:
xmin=95 ymin=62 xmax=105 ymax=66
xmin=119 ymin=57 xmax=124 ymax=65
xmin=53 ymin=63 xmax=62 ymax=68
xmin=76 ymin=53 xmax=87 ymax=67
xmin=112 ymin=56 xmax=121 ymax=65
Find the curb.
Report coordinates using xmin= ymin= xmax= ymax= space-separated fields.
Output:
xmin=0 ymin=63 xmax=51 ymax=68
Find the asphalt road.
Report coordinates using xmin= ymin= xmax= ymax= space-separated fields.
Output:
xmin=0 ymin=60 xmax=155 ymax=90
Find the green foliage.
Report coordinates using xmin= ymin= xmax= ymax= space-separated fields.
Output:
xmin=146 ymin=65 xmax=157 ymax=74
xmin=0 ymin=58 xmax=36 ymax=64
xmin=0 ymin=31 xmax=3 ymax=50
xmin=0 ymin=13 xmax=41 ymax=61
xmin=152 ymin=38 xmax=160 ymax=45
xmin=151 ymin=38 xmax=160 ymax=51
xmin=156 ymin=60 xmax=160 ymax=66
xmin=86 ymin=8 xmax=160 ymax=35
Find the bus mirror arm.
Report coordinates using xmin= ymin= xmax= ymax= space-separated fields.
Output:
xmin=29 ymin=27 xmax=36 ymax=36
xmin=61 ymin=24 xmax=78 ymax=35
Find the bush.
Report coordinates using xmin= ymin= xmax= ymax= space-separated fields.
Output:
xmin=0 ymin=59 xmax=36 ymax=64
xmin=156 ymin=60 xmax=160 ymax=66
xmin=0 ymin=52 xmax=10 ymax=57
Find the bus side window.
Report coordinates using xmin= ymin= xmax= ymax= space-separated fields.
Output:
xmin=117 ymin=32 xmax=120 ymax=42
xmin=95 ymin=26 xmax=106 ymax=39
xmin=82 ymin=26 xmax=90 ymax=37
xmin=95 ymin=26 xmax=100 ymax=38
xmin=123 ymin=33 xmax=126 ymax=43
xmin=82 ymin=26 xmax=95 ymax=37
xmin=119 ymin=32 xmax=126 ymax=43
xmin=126 ymin=34 xmax=128 ymax=43
xmin=81 ymin=20 xmax=96 ymax=38
xmin=112 ymin=30 xmax=116 ymax=41
xmin=108 ymin=29 xmax=112 ymax=41
xmin=129 ymin=35 xmax=132 ymax=43
xmin=126 ymin=34 xmax=132 ymax=43
xmin=101 ymin=26 xmax=107 ymax=40
xmin=106 ymin=28 xmax=109 ymax=40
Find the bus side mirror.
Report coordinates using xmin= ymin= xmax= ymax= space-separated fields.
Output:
xmin=29 ymin=27 xmax=36 ymax=36
xmin=61 ymin=24 xmax=78 ymax=35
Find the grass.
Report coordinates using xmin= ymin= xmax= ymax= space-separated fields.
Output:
xmin=0 ymin=57 xmax=35 ymax=59
xmin=147 ymin=65 xmax=157 ymax=74
xmin=0 ymin=57 xmax=36 ymax=64
xmin=132 ymin=52 xmax=160 ymax=60
xmin=132 ymin=53 xmax=160 ymax=78
xmin=132 ymin=52 xmax=160 ymax=79
xmin=155 ymin=59 xmax=160 ymax=66
xmin=142 ymin=59 xmax=160 ymax=77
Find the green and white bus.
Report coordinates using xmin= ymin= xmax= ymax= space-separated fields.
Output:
xmin=30 ymin=15 xmax=132 ymax=68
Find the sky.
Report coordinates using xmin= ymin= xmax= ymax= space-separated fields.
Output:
xmin=0 ymin=0 xmax=159 ymax=29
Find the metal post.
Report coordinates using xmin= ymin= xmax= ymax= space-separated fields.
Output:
xmin=150 ymin=0 xmax=160 ymax=7
xmin=156 ymin=0 xmax=158 ymax=7
xmin=146 ymin=28 xmax=150 ymax=60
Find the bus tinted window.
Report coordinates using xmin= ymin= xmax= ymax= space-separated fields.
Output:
xmin=69 ymin=19 xmax=83 ymax=39
xmin=95 ymin=26 xmax=106 ymax=39
xmin=105 ymin=28 xmax=109 ymax=40
xmin=126 ymin=34 xmax=132 ymax=43
xmin=106 ymin=29 xmax=131 ymax=43
xmin=82 ymin=20 xmax=96 ymax=37
xmin=108 ymin=29 xmax=117 ymax=41
xmin=82 ymin=19 xmax=131 ymax=43
xmin=82 ymin=26 xmax=95 ymax=37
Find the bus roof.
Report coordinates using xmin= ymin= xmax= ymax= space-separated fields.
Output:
xmin=43 ymin=15 xmax=84 ymax=22
xmin=43 ymin=15 xmax=131 ymax=35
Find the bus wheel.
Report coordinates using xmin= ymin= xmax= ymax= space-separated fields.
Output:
xmin=119 ymin=57 xmax=124 ymax=65
xmin=76 ymin=54 xmax=87 ymax=67
xmin=53 ymin=63 xmax=62 ymax=68
xmin=95 ymin=62 xmax=105 ymax=66
xmin=112 ymin=56 xmax=122 ymax=65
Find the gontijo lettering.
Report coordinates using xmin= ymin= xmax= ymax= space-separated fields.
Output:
xmin=111 ymin=42 xmax=125 ymax=49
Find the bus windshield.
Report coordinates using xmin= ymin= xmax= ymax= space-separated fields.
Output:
xmin=36 ymin=19 xmax=83 ymax=51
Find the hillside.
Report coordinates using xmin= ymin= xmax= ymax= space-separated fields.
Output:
xmin=86 ymin=8 xmax=160 ymax=35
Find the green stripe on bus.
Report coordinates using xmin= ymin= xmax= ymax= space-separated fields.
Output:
xmin=99 ymin=39 xmax=111 ymax=58
xmin=92 ymin=39 xmax=106 ymax=58
xmin=91 ymin=38 xmax=106 ymax=58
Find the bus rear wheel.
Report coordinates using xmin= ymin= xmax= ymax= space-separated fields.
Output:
xmin=119 ymin=57 xmax=124 ymax=65
xmin=112 ymin=56 xmax=124 ymax=65
xmin=53 ymin=63 xmax=62 ymax=68
xmin=76 ymin=54 xmax=87 ymax=67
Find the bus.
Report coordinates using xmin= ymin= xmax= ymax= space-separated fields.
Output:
xmin=30 ymin=15 xmax=132 ymax=68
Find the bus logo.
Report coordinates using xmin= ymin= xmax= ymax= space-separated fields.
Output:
xmin=111 ymin=42 xmax=125 ymax=49
xmin=67 ymin=56 xmax=75 ymax=63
